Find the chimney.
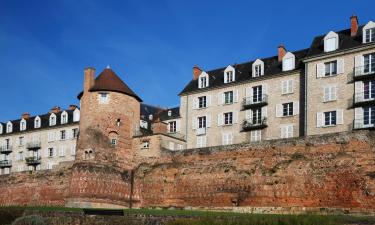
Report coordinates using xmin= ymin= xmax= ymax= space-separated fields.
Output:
xmin=68 ymin=105 xmax=78 ymax=110
xmin=193 ymin=65 xmax=202 ymax=80
xmin=151 ymin=118 xmax=168 ymax=134
xmin=278 ymin=44 xmax=287 ymax=62
xmin=84 ymin=67 xmax=95 ymax=92
xmin=22 ymin=112 xmax=30 ymax=120
xmin=50 ymin=106 xmax=61 ymax=114
xmin=350 ymin=15 xmax=358 ymax=37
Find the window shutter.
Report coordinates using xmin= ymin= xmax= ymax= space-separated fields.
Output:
xmin=337 ymin=109 xmax=344 ymax=125
xmin=355 ymin=107 xmax=364 ymax=121
xmin=206 ymin=114 xmax=211 ymax=128
xmin=332 ymin=86 xmax=338 ymax=101
xmin=245 ymin=110 xmax=252 ymax=120
xmin=281 ymin=81 xmax=287 ymax=94
xmin=276 ymin=104 xmax=283 ymax=117
xmin=207 ymin=95 xmax=211 ymax=107
xmin=293 ymin=101 xmax=299 ymax=115
xmin=233 ymin=111 xmax=238 ymax=124
xmin=45 ymin=148 xmax=49 ymax=157
xmin=205 ymin=76 xmax=209 ymax=87
xmin=53 ymin=148 xmax=57 ymax=157
xmin=354 ymin=82 xmax=364 ymax=95
xmin=245 ymin=87 xmax=251 ymax=98
xmin=263 ymin=84 xmax=268 ymax=96
xmin=192 ymin=117 xmax=197 ymax=130
xmin=337 ymin=59 xmax=344 ymax=74
xmin=233 ymin=90 xmax=239 ymax=103
xmin=280 ymin=126 xmax=286 ymax=138
xmin=224 ymin=73 xmax=228 ymax=83
xmin=193 ymin=97 xmax=198 ymax=109
xmin=324 ymin=87 xmax=330 ymax=102
xmin=317 ymin=112 xmax=323 ymax=127
xmin=288 ymin=80 xmax=294 ymax=93
xmin=261 ymin=106 xmax=268 ymax=118
xmin=354 ymin=55 xmax=363 ymax=68
xmin=217 ymin=113 xmax=223 ymax=126
xmin=316 ymin=63 xmax=325 ymax=78
xmin=217 ymin=92 xmax=223 ymax=105
xmin=176 ymin=120 xmax=181 ymax=132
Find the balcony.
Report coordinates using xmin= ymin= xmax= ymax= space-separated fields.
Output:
xmin=353 ymin=63 xmax=375 ymax=81
xmin=0 ymin=160 xmax=12 ymax=168
xmin=25 ymin=156 xmax=41 ymax=165
xmin=26 ymin=142 xmax=41 ymax=150
xmin=242 ymin=94 xmax=268 ymax=110
xmin=353 ymin=119 xmax=375 ymax=130
xmin=353 ymin=92 xmax=375 ymax=107
xmin=166 ymin=132 xmax=186 ymax=140
xmin=242 ymin=117 xmax=268 ymax=131
xmin=196 ymin=127 xmax=206 ymax=136
xmin=0 ymin=146 xmax=12 ymax=154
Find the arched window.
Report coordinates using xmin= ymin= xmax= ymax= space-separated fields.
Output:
xmin=252 ymin=59 xmax=264 ymax=77
xmin=282 ymin=52 xmax=296 ymax=72
xmin=198 ymin=72 xmax=209 ymax=89
xmin=61 ymin=111 xmax=68 ymax=124
xmin=109 ymin=131 xmax=119 ymax=147
xmin=49 ymin=113 xmax=57 ymax=126
xmin=224 ymin=65 xmax=235 ymax=83
xmin=20 ymin=119 xmax=26 ymax=131
xmin=6 ymin=121 xmax=13 ymax=133
xmin=34 ymin=116 xmax=41 ymax=128
xmin=324 ymin=31 xmax=339 ymax=52
xmin=73 ymin=108 xmax=80 ymax=122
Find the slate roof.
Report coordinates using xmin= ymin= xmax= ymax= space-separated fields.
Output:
xmin=0 ymin=110 xmax=78 ymax=136
xmin=156 ymin=107 xmax=180 ymax=121
xmin=306 ymin=25 xmax=366 ymax=58
xmin=78 ymin=68 xmax=142 ymax=102
xmin=179 ymin=48 xmax=308 ymax=95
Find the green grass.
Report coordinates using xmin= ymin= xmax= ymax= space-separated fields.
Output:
xmin=0 ymin=206 xmax=374 ymax=225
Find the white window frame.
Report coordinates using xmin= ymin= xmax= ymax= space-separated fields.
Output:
xmin=250 ymin=130 xmax=261 ymax=142
xmin=0 ymin=124 xmax=2 ymax=134
xmin=142 ymin=141 xmax=149 ymax=149
xmin=324 ymin=31 xmax=339 ymax=52
xmin=222 ymin=133 xmax=233 ymax=145
xmin=224 ymin=65 xmax=235 ymax=83
xmin=252 ymin=59 xmax=264 ymax=77
xmin=34 ymin=116 xmax=41 ymax=128
xmin=198 ymin=72 xmax=209 ymax=89
xmin=323 ymin=85 xmax=338 ymax=102
xmin=282 ymin=52 xmax=295 ymax=71
xmin=61 ymin=111 xmax=68 ymax=124
xmin=281 ymin=80 xmax=294 ymax=94
xmin=6 ymin=121 xmax=12 ymax=133
xmin=363 ymin=21 xmax=375 ymax=43
xmin=20 ymin=119 xmax=26 ymax=131
xmin=49 ymin=113 xmax=57 ymax=126
xmin=168 ymin=121 xmax=177 ymax=133
xmin=73 ymin=109 xmax=80 ymax=122
xmin=280 ymin=124 xmax=294 ymax=138
xmin=99 ymin=92 xmax=109 ymax=104
xmin=196 ymin=136 xmax=207 ymax=148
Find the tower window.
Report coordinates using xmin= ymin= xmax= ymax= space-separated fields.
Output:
xmin=99 ymin=92 xmax=109 ymax=104
xmin=111 ymin=139 xmax=117 ymax=146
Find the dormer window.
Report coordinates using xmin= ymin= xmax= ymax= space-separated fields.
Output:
xmin=252 ymin=59 xmax=264 ymax=77
xmin=282 ymin=52 xmax=295 ymax=71
xmin=20 ymin=119 xmax=26 ymax=131
xmin=61 ymin=111 xmax=68 ymax=124
xmin=73 ymin=108 xmax=80 ymax=122
xmin=363 ymin=21 xmax=375 ymax=43
xmin=49 ymin=114 xmax=56 ymax=126
xmin=0 ymin=124 xmax=2 ymax=134
xmin=34 ymin=116 xmax=41 ymax=128
xmin=324 ymin=31 xmax=339 ymax=52
xmin=6 ymin=122 xmax=12 ymax=133
xmin=149 ymin=114 xmax=153 ymax=121
xmin=198 ymin=72 xmax=209 ymax=89
xmin=99 ymin=92 xmax=109 ymax=104
xmin=168 ymin=110 xmax=172 ymax=117
xmin=224 ymin=65 xmax=235 ymax=83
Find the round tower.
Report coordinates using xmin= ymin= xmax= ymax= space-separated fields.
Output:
xmin=76 ymin=66 xmax=142 ymax=169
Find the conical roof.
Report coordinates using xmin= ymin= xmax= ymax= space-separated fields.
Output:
xmin=81 ymin=68 xmax=142 ymax=102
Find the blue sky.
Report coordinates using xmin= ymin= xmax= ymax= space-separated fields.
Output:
xmin=0 ymin=0 xmax=374 ymax=121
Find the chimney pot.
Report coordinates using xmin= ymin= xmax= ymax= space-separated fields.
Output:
xmin=350 ymin=15 xmax=359 ymax=37
xmin=69 ymin=105 xmax=78 ymax=111
xmin=84 ymin=67 xmax=96 ymax=93
xmin=278 ymin=44 xmax=287 ymax=62
xmin=50 ymin=106 xmax=61 ymax=114
xmin=193 ymin=65 xmax=202 ymax=80
xmin=22 ymin=112 xmax=30 ymax=120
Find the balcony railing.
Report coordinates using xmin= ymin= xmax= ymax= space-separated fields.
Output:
xmin=242 ymin=94 xmax=268 ymax=109
xmin=25 ymin=156 xmax=41 ymax=165
xmin=353 ymin=119 xmax=375 ymax=130
xmin=166 ymin=132 xmax=186 ymax=140
xmin=0 ymin=146 xmax=12 ymax=154
xmin=242 ymin=117 xmax=268 ymax=131
xmin=196 ymin=127 xmax=206 ymax=136
xmin=353 ymin=92 xmax=375 ymax=106
xmin=26 ymin=142 xmax=41 ymax=150
xmin=0 ymin=160 xmax=12 ymax=168
xmin=354 ymin=63 xmax=375 ymax=80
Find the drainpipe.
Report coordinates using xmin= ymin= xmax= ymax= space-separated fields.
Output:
xmin=304 ymin=63 xmax=308 ymax=136
xmin=185 ymin=96 xmax=189 ymax=148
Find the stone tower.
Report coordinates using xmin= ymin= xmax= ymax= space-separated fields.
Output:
xmin=76 ymin=66 xmax=142 ymax=169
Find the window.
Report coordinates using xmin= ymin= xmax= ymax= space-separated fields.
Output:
xmin=49 ymin=114 xmax=56 ymax=126
xmin=5 ymin=139 xmax=10 ymax=149
xmin=282 ymin=52 xmax=295 ymax=71
xmin=198 ymin=116 xmax=206 ymax=128
xmin=196 ymin=136 xmax=206 ymax=148
xmin=0 ymin=124 xmax=2 ymax=134
xmin=324 ymin=61 xmax=337 ymax=76
xmin=20 ymin=120 xmax=26 ymax=131
xmin=281 ymin=125 xmax=293 ymax=138
xmin=364 ymin=81 xmax=375 ymax=100
xmin=142 ymin=141 xmax=149 ymax=149
xmin=99 ymin=92 xmax=109 ymax=104
xmin=365 ymin=28 xmax=375 ymax=43
xmin=252 ymin=108 xmax=262 ymax=124
xmin=47 ymin=163 xmax=54 ymax=170
xmin=6 ymin=122 xmax=12 ymax=133
xmin=34 ymin=117 xmax=41 ymax=128
xmin=252 ymin=59 xmax=264 ymax=77
xmin=282 ymin=103 xmax=293 ymax=117
xmin=224 ymin=66 xmax=235 ymax=83
xmin=200 ymin=76 xmax=207 ymax=88
xmin=250 ymin=130 xmax=261 ymax=142
xmin=254 ymin=65 xmax=262 ymax=77
xmin=149 ymin=114 xmax=153 ymax=121
xmin=72 ymin=128 xmax=79 ymax=138
xmin=324 ymin=86 xmax=337 ymax=102
xmin=61 ymin=112 xmax=68 ymax=124
xmin=60 ymin=130 xmax=66 ymax=140
xmin=224 ymin=91 xmax=233 ymax=104
xmin=168 ymin=121 xmax=177 ymax=133
xmin=48 ymin=132 xmax=55 ymax=142
xmin=222 ymin=133 xmax=233 ymax=145
xmin=252 ymin=86 xmax=262 ymax=103
xmin=198 ymin=96 xmax=207 ymax=108
xmin=198 ymin=72 xmax=209 ymax=88
xmin=325 ymin=38 xmax=336 ymax=52
xmin=18 ymin=137 xmax=24 ymax=146
xmin=364 ymin=106 xmax=375 ymax=125
xmin=224 ymin=112 xmax=233 ymax=125
xmin=17 ymin=152 xmax=23 ymax=161
xmin=111 ymin=139 xmax=117 ymax=146
xmin=281 ymin=80 xmax=294 ymax=94
xmin=167 ymin=110 xmax=172 ymax=117
xmin=73 ymin=109 xmax=80 ymax=122
xmin=48 ymin=148 xmax=54 ymax=157
xmin=59 ymin=146 xmax=65 ymax=157
xmin=364 ymin=53 xmax=375 ymax=74
xmin=324 ymin=111 xmax=337 ymax=126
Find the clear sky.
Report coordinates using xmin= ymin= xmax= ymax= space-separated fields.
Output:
xmin=0 ymin=0 xmax=374 ymax=121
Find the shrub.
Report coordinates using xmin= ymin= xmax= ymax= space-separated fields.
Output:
xmin=12 ymin=215 xmax=47 ymax=225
